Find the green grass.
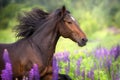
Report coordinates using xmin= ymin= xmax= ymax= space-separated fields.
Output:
xmin=0 ymin=29 xmax=16 ymax=43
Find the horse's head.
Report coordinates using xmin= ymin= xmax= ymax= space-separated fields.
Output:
xmin=57 ymin=6 xmax=88 ymax=47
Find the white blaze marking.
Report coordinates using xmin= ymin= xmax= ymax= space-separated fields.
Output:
xmin=71 ymin=16 xmax=75 ymax=21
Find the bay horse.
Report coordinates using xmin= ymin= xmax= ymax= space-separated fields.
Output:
xmin=0 ymin=6 xmax=87 ymax=80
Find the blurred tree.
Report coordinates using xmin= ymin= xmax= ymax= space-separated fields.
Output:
xmin=0 ymin=0 xmax=11 ymax=9
xmin=14 ymin=0 xmax=25 ymax=3
xmin=108 ymin=0 xmax=120 ymax=27
xmin=0 ymin=0 xmax=120 ymax=31
xmin=0 ymin=3 xmax=21 ymax=29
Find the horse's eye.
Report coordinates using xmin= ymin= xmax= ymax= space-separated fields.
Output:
xmin=67 ymin=22 xmax=72 ymax=24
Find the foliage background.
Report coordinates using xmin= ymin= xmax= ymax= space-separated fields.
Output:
xmin=0 ymin=0 xmax=120 ymax=50
xmin=0 ymin=0 xmax=120 ymax=79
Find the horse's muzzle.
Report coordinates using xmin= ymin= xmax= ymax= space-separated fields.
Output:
xmin=77 ymin=38 xmax=88 ymax=47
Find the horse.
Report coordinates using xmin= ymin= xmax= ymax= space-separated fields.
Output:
xmin=0 ymin=6 xmax=88 ymax=80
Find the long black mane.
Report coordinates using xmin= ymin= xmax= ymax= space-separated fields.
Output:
xmin=15 ymin=8 xmax=49 ymax=38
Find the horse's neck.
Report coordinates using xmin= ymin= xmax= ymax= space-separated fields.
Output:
xmin=31 ymin=24 xmax=60 ymax=56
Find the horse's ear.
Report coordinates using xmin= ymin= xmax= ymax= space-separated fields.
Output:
xmin=61 ymin=5 xmax=66 ymax=14
xmin=58 ymin=5 xmax=66 ymax=17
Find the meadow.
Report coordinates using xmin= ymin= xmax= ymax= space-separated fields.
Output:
xmin=1 ymin=44 xmax=120 ymax=80
xmin=0 ymin=0 xmax=120 ymax=80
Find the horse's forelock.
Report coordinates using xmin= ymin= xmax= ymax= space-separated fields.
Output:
xmin=53 ymin=8 xmax=70 ymax=20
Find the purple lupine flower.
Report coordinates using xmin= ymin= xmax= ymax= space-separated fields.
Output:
xmin=105 ymin=58 xmax=112 ymax=73
xmin=33 ymin=64 xmax=40 ymax=80
xmin=110 ymin=45 xmax=120 ymax=60
xmin=1 ymin=63 xmax=13 ymax=80
xmin=29 ymin=69 xmax=34 ymax=80
xmin=3 ymin=49 xmax=11 ymax=63
xmin=54 ymin=51 xmax=70 ymax=75
xmin=63 ymin=51 xmax=70 ymax=74
xmin=94 ymin=47 xmax=109 ymax=68
xmin=54 ymin=51 xmax=70 ymax=62
xmin=29 ymin=64 xmax=40 ymax=80
xmin=75 ymin=57 xmax=82 ymax=76
xmin=1 ymin=49 xmax=12 ymax=80
xmin=63 ymin=51 xmax=70 ymax=62
xmin=54 ymin=52 xmax=64 ymax=61
xmin=116 ymin=78 xmax=120 ymax=80
xmin=81 ymin=70 xmax=85 ymax=80
xmin=95 ymin=47 xmax=109 ymax=59
xmin=52 ymin=56 xmax=59 ymax=80
xmin=110 ymin=46 xmax=116 ymax=56
xmin=115 ymin=73 xmax=120 ymax=80
xmin=1 ymin=70 xmax=8 ymax=80
xmin=87 ymin=69 xmax=94 ymax=80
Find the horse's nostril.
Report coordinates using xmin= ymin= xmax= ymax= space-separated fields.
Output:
xmin=82 ymin=38 xmax=88 ymax=43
